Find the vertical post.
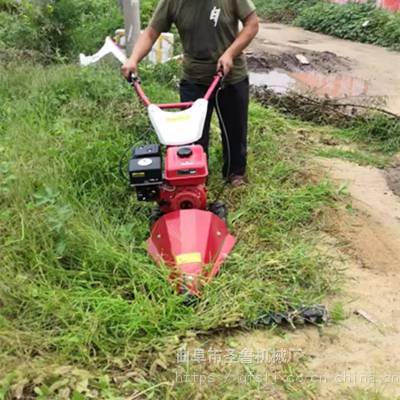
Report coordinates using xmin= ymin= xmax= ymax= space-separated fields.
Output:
xmin=122 ymin=0 xmax=141 ymax=57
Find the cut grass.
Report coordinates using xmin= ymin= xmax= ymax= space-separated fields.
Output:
xmin=0 ymin=61 xmax=340 ymax=398
xmin=251 ymin=88 xmax=400 ymax=156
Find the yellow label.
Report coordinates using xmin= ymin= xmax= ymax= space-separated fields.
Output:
xmin=176 ymin=252 xmax=202 ymax=265
xmin=167 ymin=115 xmax=191 ymax=123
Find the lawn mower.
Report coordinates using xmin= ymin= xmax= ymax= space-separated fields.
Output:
xmin=125 ymin=71 xmax=236 ymax=296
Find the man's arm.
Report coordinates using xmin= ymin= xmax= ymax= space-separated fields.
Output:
xmin=121 ymin=26 xmax=161 ymax=78
xmin=122 ymin=0 xmax=172 ymax=78
xmin=217 ymin=12 xmax=259 ymax=76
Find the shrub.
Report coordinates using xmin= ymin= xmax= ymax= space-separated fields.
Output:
xmin=295 ymin=2 xmax=400 ymax=50
xmin=254 ymin=0 xmax=319 ymax=23
xmin=0 ymin=0 xmax=19 ymax=12
xmin=141 ymin=0 xmax=158 ymax=26
xmin=0 ymin=0 xmax=160 ymax=62
xmin=254 ymin=0 xmax=400 ymax=50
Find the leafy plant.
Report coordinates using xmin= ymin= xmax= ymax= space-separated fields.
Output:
xmin=254 ymin=0 xmax=319 ymax=23
xmin=254 ymin=0 xmax=400 ymax=50
xmin=295 ymin=2 xmax=400 ymax=50
xmin=0 ymin=0 xmax=164 ymax=62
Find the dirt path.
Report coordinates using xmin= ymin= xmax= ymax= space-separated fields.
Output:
xmin=320 ymin=158 xmax=400 ymax=270
xmin=234 ymin=158 xmax=400 ymax=398
xmin=241 ymin=159 xmax=400 ymax=399
xmin=310 ymin=159 xmax=400 ymax=397
xmin=249 ymin=23 xmax=400 ymax=114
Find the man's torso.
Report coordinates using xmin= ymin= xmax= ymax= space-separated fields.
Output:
xmin=152 ymin=0 xmax=254 ymax=84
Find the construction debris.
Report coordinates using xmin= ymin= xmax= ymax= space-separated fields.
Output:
xmin=295 ymin=54 xmax=310 ymax=65
xmin=79 ymin=30 xmax=174 ymax=67
xmin=79 ymin=36 xmax=127 ymax=66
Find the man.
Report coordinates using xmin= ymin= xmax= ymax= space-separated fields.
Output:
xmin=122 ymin=0 xmax=259 ymax=186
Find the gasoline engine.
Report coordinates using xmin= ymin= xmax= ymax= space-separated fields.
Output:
xmin=128 ymin=144 xmax=208 ymax=215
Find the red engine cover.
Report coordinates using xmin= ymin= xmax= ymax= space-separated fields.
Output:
xmin=165 ymin=145 xmax=208 ymax=186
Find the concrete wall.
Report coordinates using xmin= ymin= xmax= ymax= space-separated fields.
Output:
xmin=331 ymin=0 xmax=400 ymax=11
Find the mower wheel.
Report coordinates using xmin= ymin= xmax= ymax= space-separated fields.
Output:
xmin=182 ymin=292 xmax=199 ymax=307
xmin=149 ymin=206 xmax=163 ymax=228
xmin=208 ymin=201 xmax=228 ymax=223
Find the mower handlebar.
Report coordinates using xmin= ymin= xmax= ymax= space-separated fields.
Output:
xmin=128 ymin=71 xmax=223 ymax=110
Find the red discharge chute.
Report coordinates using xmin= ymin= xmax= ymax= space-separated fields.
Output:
xmin=148 ymin=209 xmax=236 ymax=294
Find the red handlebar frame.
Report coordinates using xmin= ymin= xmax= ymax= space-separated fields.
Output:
xmin=129 ymin=71 xmax=223 ymax=110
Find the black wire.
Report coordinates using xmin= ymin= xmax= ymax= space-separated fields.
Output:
xmin=213 ymin=84 xmax=231 ymax=202
xmin=117 ymin=127 xmax=153 ymax=183
xmin=118 ymin=145 xmax=132 ymax=182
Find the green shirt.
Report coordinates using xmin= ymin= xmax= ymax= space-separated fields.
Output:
xmin=150 ymin=0 xmax=256 ymax=85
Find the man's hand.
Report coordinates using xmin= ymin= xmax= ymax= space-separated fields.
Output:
xmin=217 ymin=52 xmax=234 ymax=76
xmin=120 ymin=27 xmax=161 ymax=80
xmin=121 ymin=58 xmax=138 ymax=79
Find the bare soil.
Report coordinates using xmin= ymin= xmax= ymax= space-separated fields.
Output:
xmin=309 ymin=159 xmax=400 ymax=397
xmin=247 ymin=50 xmax=350 ymax=75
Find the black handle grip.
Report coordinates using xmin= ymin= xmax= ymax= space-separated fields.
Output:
xmin=127 ymin=73 xmax=139 ymax=84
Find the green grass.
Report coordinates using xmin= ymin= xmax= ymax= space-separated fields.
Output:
xmin=329 ymin=301 xmax=347 ymax=322
xmin=0 ymin=60 xmax=340 ymax=398
xmin=251 ymin=91 xmax=400 ymax=156
xmin=0 ymin=1 xmax=395 ymax=398
xmin=314 ymin=148 xmax=390 ymax=168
